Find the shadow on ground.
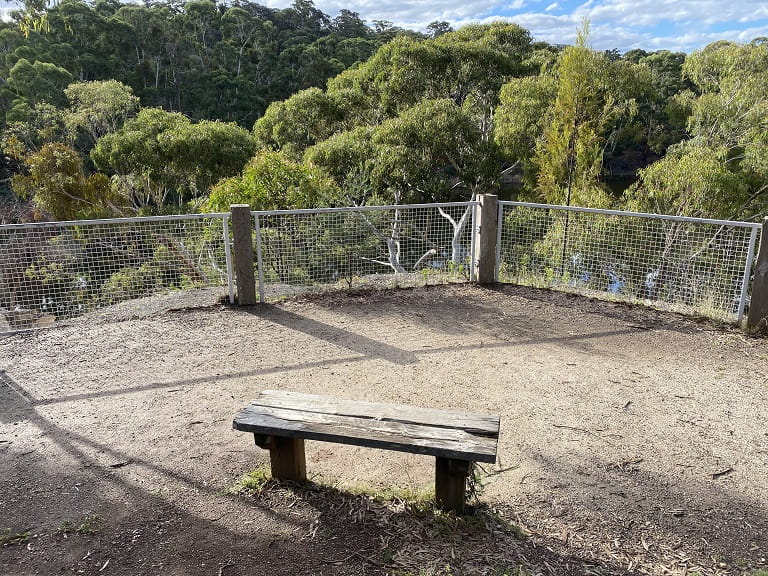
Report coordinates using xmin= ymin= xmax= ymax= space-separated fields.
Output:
xmin=1 ymin=370 xmax=645 ymax=576
xmin=2 ymin=283 xmax=766 ymax=576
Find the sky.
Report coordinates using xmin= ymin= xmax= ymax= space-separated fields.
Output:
xmin=266 ymin=0 xmax=768 ymax=52
xmin=1 ymin=0 xmax=767 ymax=53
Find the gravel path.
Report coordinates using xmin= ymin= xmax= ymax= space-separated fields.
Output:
xmin=1 ymin=283 xmax=766 ymax=575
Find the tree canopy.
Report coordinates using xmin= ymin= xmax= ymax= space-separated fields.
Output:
xmin=1 ymin=3 xmax=766 ymax=224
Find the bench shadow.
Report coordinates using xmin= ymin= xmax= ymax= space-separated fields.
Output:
xmin=0 ymin=371 xmax=654 ymax=575
xmin=228 ymin=477 xmax=648 ymax=575
xmin=0 ymin=372 xmax=384 ymax=575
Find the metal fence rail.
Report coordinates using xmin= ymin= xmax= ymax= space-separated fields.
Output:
xmin=1 ymin=199 xmax=761 ymax=333
xmin=0 ymin=214 xmax=230 ymax=332
xmin=497 ymin=201 xmax=761 ymax=321
xmin=250 ymin=202 xmax=477 ymax=300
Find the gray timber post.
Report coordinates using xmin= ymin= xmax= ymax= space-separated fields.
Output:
xmin=231 ymin=204 xmax=257 ymax=306
xmin=474 ymin=194 xmax=498 ymax=284
xmin=435 ymin=458 xmax=471 ymax=513
xmin=747 ymin=218 xmax=768 ymax=332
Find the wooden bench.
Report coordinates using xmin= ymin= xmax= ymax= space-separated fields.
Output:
xmin=233 ymin=390 xmax=500 ymax=512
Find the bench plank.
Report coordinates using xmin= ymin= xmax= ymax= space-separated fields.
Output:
xmin=250 ymin=390 xmax=499 ymax=437
xmin=245 ymin=405 xmax=489 ymax=444
xmin=233 ymin=391 xmax=499 ymax=464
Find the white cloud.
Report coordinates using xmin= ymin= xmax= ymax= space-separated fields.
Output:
xmin=266 ymin=0 xmax=501 ymax=27
xmin=3 ymin=0 xmax=764 ymax=52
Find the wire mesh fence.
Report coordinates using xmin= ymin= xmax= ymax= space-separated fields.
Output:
xmin=498 ymin=202 xmax=761 ymax=321
xmin=2 ymin=199 xmax=760 ymax=333
xmin=251 ymin=203 xmax=477 ymax=300
xmin=0 ymin=214 xmax=230 ymax=333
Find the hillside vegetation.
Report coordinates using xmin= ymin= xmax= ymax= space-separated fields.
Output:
xmin=1 ymin=1 xmax=767 ymax=223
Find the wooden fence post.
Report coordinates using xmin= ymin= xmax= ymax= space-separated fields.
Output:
xmin=747 ymin=218 xmax=768 ymax=332
xmin=231 ymin=204 xmax=257 ymax=306
xmin=474 ymin=194 xmax=498 ymax=284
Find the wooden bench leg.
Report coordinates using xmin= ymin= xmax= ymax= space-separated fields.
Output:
xmin=435 ymin=457 xmax=471 ymax=513
xmin=253 ymin=435 xmax=307 ymax=481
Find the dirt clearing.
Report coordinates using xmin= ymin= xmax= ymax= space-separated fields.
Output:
xmin=1 ymin=283 xmax=767 ymax=575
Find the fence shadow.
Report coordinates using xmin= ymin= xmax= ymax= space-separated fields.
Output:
xmin=240 ymin=304 xmax=419 ymax=365
xmin=2 ymin=371 xmax=651 ymax=576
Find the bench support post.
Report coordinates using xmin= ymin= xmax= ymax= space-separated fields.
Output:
xmin=254 ymin=435 xmax=307 ymax=481
xmin=435 ymin=457 xmax=471 ymax=513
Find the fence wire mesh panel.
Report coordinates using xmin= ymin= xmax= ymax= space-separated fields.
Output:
xmin=252 ymin=203 xmax=476 ymax=300
xmin=0 ymin=214 xmax=230 ymax=333
xmin=498 ymin=202 xmax=760 ymax=321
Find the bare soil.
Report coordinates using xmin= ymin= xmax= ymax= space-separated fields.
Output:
xmin=1 ymin=283 xmax=767 ymax=576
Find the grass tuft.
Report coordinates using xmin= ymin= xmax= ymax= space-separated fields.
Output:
xmin=58 ymin=514 xmax=104 ymax=536
xmin=0 ymin=529 xmax=31 ymax=546
xmin=234 ymin=467 xmax=275 ymax=494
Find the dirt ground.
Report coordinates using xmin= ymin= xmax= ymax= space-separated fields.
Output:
xmin=1 ymin=283 xmax=767 ymax=576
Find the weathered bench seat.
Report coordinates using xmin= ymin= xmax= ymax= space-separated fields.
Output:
xmin=233 ymin=390 xmax=500 ymax=512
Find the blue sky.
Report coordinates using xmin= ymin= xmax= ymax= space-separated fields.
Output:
xmin=1 ymin=0 xmax=767 ymax=52
xmin=269 ymin=0 xmax=768 ymax=52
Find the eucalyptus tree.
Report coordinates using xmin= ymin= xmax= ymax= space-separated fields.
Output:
xmin=254 ymin=22 xmax=535 ymax=187
xmin=64 ymin=80 xmax=140 ymax=146
xmin=12 ymin=142 xmax=117 ymax=220
xmin=92 ymin=108 xmax=254 ymax=212
xmin=627 ymin=39 xmax=768 ymax=220
xmin=206 ymin=149 xmax=339 ymax=211
xmin=495 ymin=23 xmax=640 ymax=206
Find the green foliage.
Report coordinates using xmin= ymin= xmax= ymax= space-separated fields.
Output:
xmin=306 ymin=98 xmax=497 ymax=202
xmin=628 ymin=39 xmax=768 ymax=220
xmin=100 ymin=243 xmax=197 ymax=304
xmin=317 ymin=210 xmax=382 ymax=287
xmin=253 ymin=87 xmax=346 ymax=155
xmin=64 ymin=80 xmax=139 ymax=144
xmin=157 ymin=119 xmax=256 ymax=197
xmin=2 ymin=102 xmax=67 ymax=157
xmin=0 ymin=529 xmax=31 ymax=545
xmin=234 ymin=467 xmax=274 ymax=494
xmin=75 ymin=514 xmax=104 ymax=535
xmin=207 ymin=149 xmax=339 ymax=211
xmin=531 ymin=23 xmax=633 ymax=207
xmin=92 ymin=108 xmax=254 ymax=211
xmin=494 ymin=74 xmax=558 ymax=184
xmin=12 ymin=142 xmax=119 ymax=220
xmin=626 ymin=142 xmax=747 ymax=217
xmin=1 ymin=2 xmax=764 ymax=224
xmin=6 ymin=58 xmax=72 ymax=108
xmin=254 ymin=22 xmax=534 ymax=202
xmin=2 ymin=0 xmax=395 ymax=128
xmin=371 ymin=98 xmax=495 ymax=198
xmin=303 ymin=127 xmax=376 ymax=194
xmin=58 ymin=514 xmax=104 ymax=536
xmin=90 ymin=107 xmax=188 ymax=182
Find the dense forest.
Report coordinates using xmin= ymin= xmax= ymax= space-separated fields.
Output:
xmin=1 ymin=0 xmax=766 ymax=224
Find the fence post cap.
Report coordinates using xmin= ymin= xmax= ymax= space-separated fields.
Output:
xmin=231 ymin=204 xmax=251 ymax=210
